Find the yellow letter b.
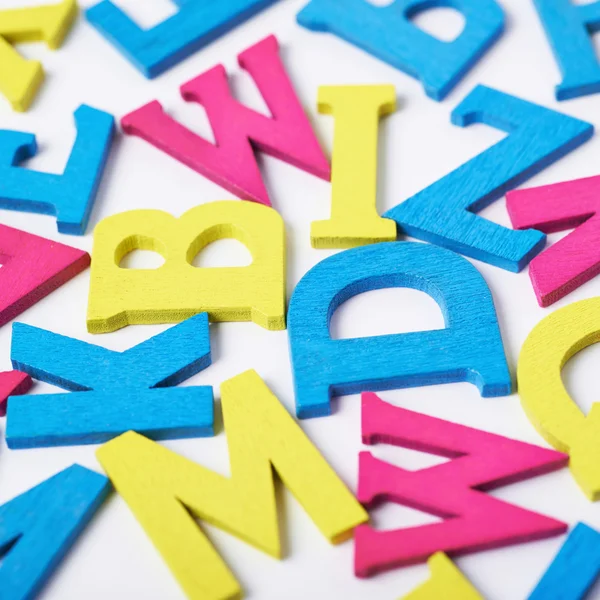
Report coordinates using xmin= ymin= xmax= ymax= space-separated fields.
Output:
xmin=87 ymin=201 xmax=286 ymax=333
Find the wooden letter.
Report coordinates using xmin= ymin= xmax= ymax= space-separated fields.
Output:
xmin=7 ymin=313 xmax=214 ymax=449
xmin=121 ymin=35 xmax=330 ymax=207
xmin=0 ymin=0 xmax=77 ymax=111
xmin=0 ymin=370 xmax=31 ymax=417
xmin=0 ymin=224 xmax=90 ymax=328
xmin=87 ymin=201 xmax=286 ymax=333
xmin=402 ymin=553 xmax=483 ymax=600
xmin=532 ymin=0 xmax=600 ymax=100
xmin=0 ymin=465 xmax=110 ymax=600
xmin=384 ymin=86 xmax=592 ymax=271
xmin=529 ymin=523 xmax=600 ymax=599
xmin=518 ymin=298 xmax=600 ymax=500
xmin=311 ymin=85 xmax=397 ymax=249
xmin=0 ymin=105 xmax=115 ymax=235
xmin=96 ymin=370 xmax=368 ymax=600
xmin=87 ymin=0 xmax=282 ymax=78
xmin=356 ymin=392 xmax=568 ymax=577
xmin=297 ymin=0 xmax=504 ymax=101
xmin=507 ymin=175 xmax=600 ymax=306
xmin=288 ymin=241 xmax=510 ymax=419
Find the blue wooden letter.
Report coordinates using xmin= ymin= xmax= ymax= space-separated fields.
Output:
xmin=533 ymin=0 xmax=600 ymax=101
xmin=86 ymin=0 xmax=281 ymax=78
xmin=529 ymin=523 xmax=600 ymax=599
xmin=288 ymin=242 xmax=511 ymax=419
xmin=0 ymin=105 xmax=114 ymax=235
xmin=0 ymin=465 xmax=110 ymax=600
xmin=297 ymin=0 xmax=504 ymax=101
xmin=384 ymin=86 xmax=593 ymax=272
xmin=7 ymin=313 xmax=214 ymax=449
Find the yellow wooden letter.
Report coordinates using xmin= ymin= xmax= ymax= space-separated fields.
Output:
xmin=0 ymin=0 xmax=77 ymax=111
xmin=518 ymin=297 xmax=600 ymax=500
xmin=97 ymin=370 xmax=368 ymax=600
xmin=311 ymin=85 xmax=397 ymax=249
xmin=87 ymin=201 xmax=286 ymax=333
xmin=401 ymin=553 xmax=483 ymax=600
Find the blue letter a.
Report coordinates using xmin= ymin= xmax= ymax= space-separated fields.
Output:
xmin=0 ymin=465 xmax=110 ymax=600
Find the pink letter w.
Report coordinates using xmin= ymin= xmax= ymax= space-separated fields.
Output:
xmin=355 ymin=392 xmax=568 ymax=578
xmin=121 ymin=35 xmax=330 ymax=206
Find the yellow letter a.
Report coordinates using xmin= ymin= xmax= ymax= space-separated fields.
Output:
xmin=87 ymin=201 xmax=286 ymax=333
xmin=96 ymin=370 xmax=368 ymax=599
xmin=519 ymin=297 xmax=600 ymax=500
xmin=0 ymin=0 xmax=77 ymax=111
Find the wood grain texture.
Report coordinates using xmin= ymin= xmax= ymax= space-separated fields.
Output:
xmin=401 ymin=553 xmax=483 ymax=600
xmin=0 ymin=105 xmax=115 ymax=235
xmin=0 ymin=224 xmax=90 ymax=329
xmin=7 ymin=313 xmax=214 ymax=449
xmin=507 ymin=175 xmax=600 ymax=307
xmin=86 ymin=0 xmax=281 ymax=79
xmin=121 ymin=35 xmax=330 ymax=206
xmin=96 ymin=370 xmax=368 ymax=600
xmin=288 ymin=241 xmax=511 ymax=419
xmin=311 ymin=85 xmax=397 ymax=249
xmin=383 ymin=85 xmax=593 ymax=271
xmin=297 ymin=0 xmax=504 ymax=101
xmin=0 ymin=464 xmax=110 ymax=600
xmin=87 ymin=201 xmax=286 ymax=333
xmin=0 ymin=0 xmax=77 ymax=111
xmin=355 ymin=392 xmax=568 ymax=578
xmin=528 ymin=523 xmax=600 ymax=600
xmin=0 ymin=370 xmax=31 ymax=417
xmin=518 ymin=298 xmax=600 ymax=501
xmin=532 ymin=0 xmax=600 ymax=100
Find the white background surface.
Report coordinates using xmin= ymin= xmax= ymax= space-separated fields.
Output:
xmin=1 ymin=0 xmax=600 ymax=598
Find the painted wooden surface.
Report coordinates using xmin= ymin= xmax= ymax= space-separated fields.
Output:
xmin=121 ymin=35 xmax=330 ymax=206
xmin=0 ymin=464 xmax=110 ymax=600
xmin=0 ymin=105 xmax=115 ymax=235
xmin=86 ymin=0 xmax=282 ymax=78
xmin=401 ymin=553 xmax=483 ymax=600
xmin=532 ymin=0 xmax=600 ymax=100
xmin=87 ymin=201 xmax=286 ymax=333
xmin=0 ymin=370 xmax=31 ymax=417
xmin=0 ymin=0 xmax=77 ymax=111
xmin=355 ymin=392 xmax=568 ymax=577
xmin=383 ymin=86 xmax=592 ymax=271
xmin=7 ymin=313 xmax=214 ymax=448
xmin=518 ymin=297 xmax=600 ymax=500
xmin=0 ymin=224 xmax=90 ymax=329
xmin=297 ymin=0 xmax=504 ymax=101
xmin=507 ymin=175 xmax=600 ymax=306
xmin=528 ymin=523 xmax=600 ymax=600
xmin=288 ymin=241 xmax=511 ymax=419
xmin=311 ymin=85 xmax=397 ymax=249
xmin=96 ymin=370 xmax=367 ymax=600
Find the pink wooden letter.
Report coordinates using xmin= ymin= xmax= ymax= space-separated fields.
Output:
xmin=507 ymin=176 xmax=600 ymax=306
xmin=0 ymin=224 xmax=90 ymax=328
xmin=0 ymin=370 xmax=31 ymax=417
xmin=121 ymin=35 xmax=330 ymax=206
xmin=355 ymin=392 xmax=568 ymax=578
